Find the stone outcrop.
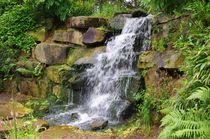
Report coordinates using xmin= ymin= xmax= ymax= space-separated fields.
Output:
xmin=66 ymin=16 xmax=108 ymax=29
xmin=28 ymin=27 xmax=47 ymax=42
xmin=53 ymin=29 xmax=85 ymax=46
xmin=83 ymin=27 xmax=106 ymax=46
xmin=138 ymin=50 xmax=184 ymax=69
xmin=34 ymin=43 xmax=71 ymax=65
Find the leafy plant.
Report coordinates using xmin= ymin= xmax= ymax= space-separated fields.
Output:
xmin=0 ymin=4 xmax=37 ymax=52
xmin=25 ymin=0 xmax=94 ymax=21
xmin=159 ymin=1 xmax=210 ymax=139
xmin=92 ymin=2 xmax=127 ymax=17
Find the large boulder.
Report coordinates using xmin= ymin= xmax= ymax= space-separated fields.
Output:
xmin=53 ymin=29 xmax=85 ymax=46
xmin=83 ymin=27 xmax=106 ymax=46
xmin=35 ymin=43 xmax=71 ymax=65
xmin=109 ymin=13 xmax=132 ymax=31
xmin=66 ymin=16 xmax=108 ymax=29
xmin=138 ymin=50 xmax=184 ymax=69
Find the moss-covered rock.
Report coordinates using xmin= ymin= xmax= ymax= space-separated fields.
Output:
xmin=0 ymin=102 xmax=32 ymax=120
xmin=28 ymin=27 xmax=47 ymax=42
xmin=138 ymin=50 xmax=184 ymax=69
xmin=66 ymin=46 xmax=106 ymax=67
xmin=39 ymin=125 xmax=114 ymax=139
xmin=45 ymin=65 xmax=72 ymax=84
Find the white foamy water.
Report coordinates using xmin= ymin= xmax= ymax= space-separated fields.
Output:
xmin=44 ymin=16 xmax=151 ymax=129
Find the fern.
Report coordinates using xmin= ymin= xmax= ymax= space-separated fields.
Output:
xmin=187 ymin=87 xmax=210 ymax=103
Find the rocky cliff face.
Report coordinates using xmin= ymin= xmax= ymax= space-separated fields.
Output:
xmin=2 ymin=13 xmax=189 ymax=120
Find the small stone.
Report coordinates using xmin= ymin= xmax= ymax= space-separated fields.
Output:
xmin=69 ymin=113 xmax=79 ymax=121
xmin=90 ymin=118 xmax=108 ymax=130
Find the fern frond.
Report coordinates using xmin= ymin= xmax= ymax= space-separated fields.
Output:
xmin=187 ymin=86 xmax=210 ymax=102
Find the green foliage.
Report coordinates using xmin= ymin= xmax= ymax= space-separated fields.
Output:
xmin=25 ymin=99 xmax=49 ymax=118
xmin=139 ymin=0 xmax=189 ymax=13
xmin=93 ymin=2 xmax=127 ymax=17
xmin=0 ymin=4 xmax=37 ymax=52
xmin=6 ymin=123 xmax=39 ymax=139
xmin=25 ymin=0 xmax=94 ymax=21
xmin=159 ymin=1 xmax=210 ymax=139
xmin=159 ymin=109 xmax=210 ymax=139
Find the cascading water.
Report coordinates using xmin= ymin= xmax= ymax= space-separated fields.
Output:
xmin=44 ymin=16 xmax=151 ymax=129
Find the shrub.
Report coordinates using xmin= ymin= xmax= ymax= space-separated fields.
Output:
xmin=0 ymin=4 xmax=37 ymax=52
xmin=93 ymin=2 xmax=127 ymax=17
xmin=25 ymin=0 xmax=94 ymax=21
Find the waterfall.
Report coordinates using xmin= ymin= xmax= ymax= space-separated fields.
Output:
xmin=44 ymin=16 xmax=151 ymax=129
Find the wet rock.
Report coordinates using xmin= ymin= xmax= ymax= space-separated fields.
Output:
xmin=138 ymin=50 xmax=184 ymax=69
xmin=73 ymin=46 xmax=105 ymax=68
xmin=53 ymin=29 xmax=85 ymax=46
xmin=90 ymin=118 xmax=108 ymax=131
xmin=83 ymin=27 xmax=106 ymax=46
xmin=35 ymin=43 xmax=71 ymax=65
xmin=70 ymin=113 xmax=79 ymax=121
xmin=45 ymin=65 xmax=72 ymax=84
xmin=120 ymin=76 xmax=143 ymax=102
xmin=131 ymin=9 xmax=147 ymax=17
xmin=0 ymin=102 xmax=32 ymax=120
xmin=109 ymin=14 xmax=131 ymax=31
xmin=108 ymin=100 xmax=133 ymax=120
xmin=66 ymin=16 xmax=108 ymax=29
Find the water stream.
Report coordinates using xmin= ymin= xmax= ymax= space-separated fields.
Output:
xmin=44 ymin=16 xmax=151 ymax=129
